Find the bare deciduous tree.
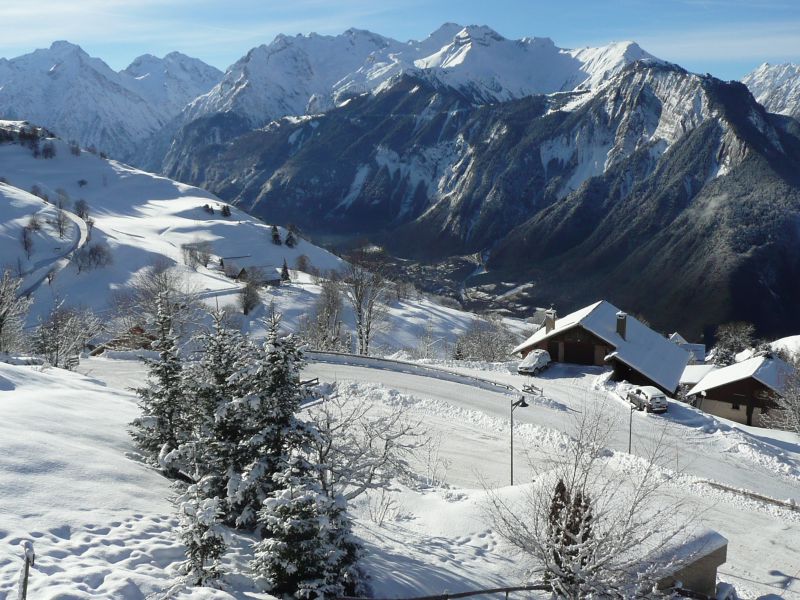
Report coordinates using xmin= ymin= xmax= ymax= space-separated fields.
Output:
xmin=75 ymin=242 xmax=113 ymax=273
xmin=110 ymin=259 xmax=199 ymax=343
xmin=298 ymin=277 xmax=348 ymax=351
xmin=712 ymin=321 xmax=756 ymax=366
xmin=73 ymin=199 xmax=89 ymax=220
xmin=181 ymin=240 xmax=213 ymax=271
xmin=765 ymin=357 xmax=800 ymax=435
xmin=55 ymin=207 xmax=69 ymax=239
xmin=305 ymin=389 xmax=426 ymax=501
xmin=238 ymin=269 xmax=264 ymax=316
xmin=0 ymin=270 xmax=32 ymax=353
xmin=454 ymin=315 xmax=517 ymax=362
xmin=484 ymin=404 xmax=697 ymax=599
xmin=21 ymin=226 xmax=33 ymax=260
xmin=343 ymin=250 xmax=389 ymax=356
xmin=31 ymin=301 xmax=102 ymax=368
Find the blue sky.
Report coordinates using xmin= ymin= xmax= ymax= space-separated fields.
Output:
xmin=1 ymin=0 xmax=799 ymax=80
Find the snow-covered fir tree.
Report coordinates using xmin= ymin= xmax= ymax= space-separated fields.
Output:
xmin=224 ymin=309 xmax=307 ymax=529
xmin=180 ymin=308 xmax=252 ymax=497
xmin=178 ymin=478 xmax=227 ymax=586
xmin=252 ymin=453 xmax=362 ymax=599
xmin=272 ymin=225 xmax=282 ymax=245
xmin=130 ymin=293 xmax=187 ymax=471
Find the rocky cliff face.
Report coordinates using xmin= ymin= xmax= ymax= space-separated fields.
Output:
xmin=743 ymin=63 xmax=800 ymax=120
xmin=162 ymin=62 xmax=800 ymax=336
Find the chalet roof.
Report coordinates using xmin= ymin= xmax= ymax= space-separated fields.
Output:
xmin=513 ymin=300 xmax=690 ymax=392
xmin=680 ymin=364 xmax=718 ymax=386
xmin=688 ymin=355 xmax=795 ymax=397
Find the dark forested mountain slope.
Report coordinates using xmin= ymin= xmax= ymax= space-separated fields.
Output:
xmin=162 ymin=62 xmax=800 ymax=337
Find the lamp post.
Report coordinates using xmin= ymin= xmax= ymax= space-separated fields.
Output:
xmin=511 ymin=395 xmax=530 ymax=485
xmin=628 ymin=404 xmax=634 ymax=454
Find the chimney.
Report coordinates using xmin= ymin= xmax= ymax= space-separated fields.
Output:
xmin=545 ymin=308 xmax=557 ymax=333
xmin=616 ymin=311 xmax=627 ymax=340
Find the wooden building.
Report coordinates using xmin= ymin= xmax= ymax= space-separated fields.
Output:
xmin=687 ymin=355 xmax=793 ymax=426
xmin=513 ymin=300 xmax=690 ymax=393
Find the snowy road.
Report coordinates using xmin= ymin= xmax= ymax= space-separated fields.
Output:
xmin=304 ymin=362 xmax=800 ymax=502
xmin=19 ymin=206 xmax=89 ymax=297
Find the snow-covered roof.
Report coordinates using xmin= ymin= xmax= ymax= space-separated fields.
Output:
xmin=669 ymin=332 xmax=688 ymax=344
xmin=681 ymin=364 xmax=718 ymax=386
xmin=513 ymin=300 xmax=690 ymax=391
xmin=772 ymin=335 xmax=800 ymax=358
xmin=688 ymin=356 xmax=795 ymax=397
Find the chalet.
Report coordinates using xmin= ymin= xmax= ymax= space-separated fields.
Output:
xmin=687 ymin=355 xmax=794 ymax=426
xmin=512 ymin=300 xmax=690 ymax=393
xmin=219 ymin=256 xmax=282 ymax=285
xmin=669 ymin=332 xmax=706 ymax=364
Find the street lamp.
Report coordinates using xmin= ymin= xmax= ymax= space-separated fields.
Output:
xmin=628 ymin=404 xmax=634 ymax=454
xmin=511 ymin=395 xmax=529 ymax=485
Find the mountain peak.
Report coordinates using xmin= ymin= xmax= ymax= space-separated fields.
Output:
xmin=454 ymin=25 xmax=505 ymax=43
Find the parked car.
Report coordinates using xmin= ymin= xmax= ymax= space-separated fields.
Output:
xmin=518 ymin=349 xmax=551 ymax=375
xmin=627 ymin=386 xmax=669 ymax=413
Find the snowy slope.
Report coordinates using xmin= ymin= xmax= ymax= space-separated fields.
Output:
xmin=0 ymin=360 xmax=272 ymax=598
xmin=183 ymin=24 xmax=659 ymax=128
xmin=0 ymin=130 xmax=344 ymax=326
xmin=743 ymin=63 xmax=800 ymax=119
xmin=0 ymin=127 xmax=526 ymax=354
xmin=0 ymin=42 xmax=221 ymax=158
xmin=0 ymin=181 xmax=80 ymax=292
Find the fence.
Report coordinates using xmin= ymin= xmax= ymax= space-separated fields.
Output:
xmin=305 ymin=351 xmax=521 ymax=398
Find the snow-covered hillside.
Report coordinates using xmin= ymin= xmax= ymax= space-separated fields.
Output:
xmin=0 ymin=181 xmax=81 ymax=293
xmin=182 ymin=24 xmax=659 ymax=128
xmin=743 ymin=62 xmax=800 ymax=119
xmin=0 ymin=42 xmax=221 ymax=158
xmin=0 ymin=126 xmax=525 ymax=353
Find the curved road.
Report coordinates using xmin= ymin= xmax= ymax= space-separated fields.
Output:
xmin=303 ymin=362 xmax=800 ymax=502
xmin=19 ymin=205 xmax=89 ymax=296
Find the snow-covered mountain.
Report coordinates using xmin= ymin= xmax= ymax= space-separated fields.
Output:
xmin=181 ymin=24 xmax=659 ymax=129
xmin=122 ymin=51 xmax=223 ymax=119
xmin=743 ymin=62 xmax=800 ymax=119
xmin=0 ymin=42 xmax=221 ymax=159
xmin=163 ymin=62 xmax=800 ymax=337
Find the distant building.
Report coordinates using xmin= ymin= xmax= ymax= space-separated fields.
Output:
xmin=512 ymin=300 xmax=690 ymax=393
xmin=668 ymin=332 xmax=706 ymax=364
xmin=687 ymin=355 xmax=794 ymax=426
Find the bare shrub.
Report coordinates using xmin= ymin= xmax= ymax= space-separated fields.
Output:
xmin=181 ymin=240 xmax=213 ymax=270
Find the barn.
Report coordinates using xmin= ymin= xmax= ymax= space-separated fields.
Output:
xmin=512 ymin=300 xmax=690 ymax=393
xmin=687 ymin=355 xmax=794 ymax=426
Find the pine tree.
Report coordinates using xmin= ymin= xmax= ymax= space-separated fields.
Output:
xmin=224 ymin=310 xmax=306 ymax=529
xmin=252 ymin=453 xmax=362 ymax=599
xmin=281 ymin=259 xmax=291 ymax=282
xmin=544 ymin=478 xmax=593 ymax=596
xmin=285 ymin=230 xmax=297 ymax=248
xmin=178 ymin=479 xmax=227 ymax=586
xmin=130 ymin=294 xmax=187 ymax=471
xmin=181 ymin=309 xmax=251 ymax=501
xmin=272 ymin=225 xmax=282 ymax=245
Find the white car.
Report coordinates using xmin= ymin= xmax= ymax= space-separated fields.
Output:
xmin=627 ymin=386 xmax=668 ymax=413
xmin=518 ymin=349 xmax=551 ymax=375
